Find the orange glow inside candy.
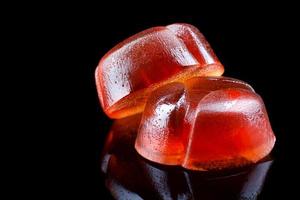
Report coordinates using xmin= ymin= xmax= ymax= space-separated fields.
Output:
xmin=95 ymin=23 xmax=224 ymax=119
xmin=135 ymin=77 xmax=275 ymax=170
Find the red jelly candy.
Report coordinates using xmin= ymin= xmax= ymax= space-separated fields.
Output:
xmin=95 ymin=23 xmax=224 ymax=118
xmin=135 ymin=77 xmax=275 ymax=170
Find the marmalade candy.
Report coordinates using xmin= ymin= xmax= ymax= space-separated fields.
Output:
xmin=95 ymin=23 xmax=223 ymax=119
xmin=135 ymin=77 xmax=275 ymax=170
xmin=96 ymin=24 xmax=276 ymax=171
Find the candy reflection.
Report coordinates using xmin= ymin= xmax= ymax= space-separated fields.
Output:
xmin=100 ymin=115 xmax=272 ymax=200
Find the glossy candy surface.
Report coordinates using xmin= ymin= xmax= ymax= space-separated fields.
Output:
xmin=95 ymin=23 xmax=223 ymax=118
xmin=135 ymin=77 xmax=276 ymax=170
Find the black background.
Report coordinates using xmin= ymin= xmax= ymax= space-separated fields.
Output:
xmin=16 ymin=3 xmax=299 ymax=199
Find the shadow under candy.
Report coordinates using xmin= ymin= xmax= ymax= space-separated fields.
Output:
xmin=100 ymin=114 xmax=273 ymax=200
